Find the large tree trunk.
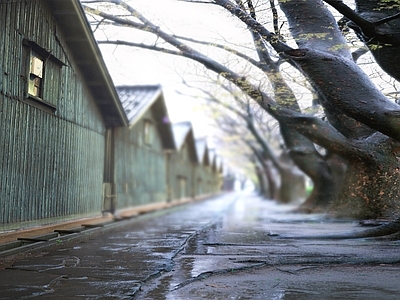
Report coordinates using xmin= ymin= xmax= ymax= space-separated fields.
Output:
xmin=276 ymin=151 xmax=306 ymax=204
xmin=332 ymin=162 xmax=400 ymax=219
xmin=255 ymin=163 xmax=270 ymax=198
xmin=278 ymin=0 xmax=400 ymax=219
xmin=249 ymin=29 xmax=334 ymax=208
xmin=250 ymin=145 xmax=278 ymax=199
xmin=299 ymin=153 xmax=346 ymax=212
xmin=264 ymin=160 xmax=278 ymax=200
xmin=280 ymin=122 xmax=338 ymax=209
xmin=279 ymin=167 xmax=305 ymax=204
xmin=330 ymin=136 xmax=400 ymax=219
xmin=247 ymin=118 xmax=305 ymax=203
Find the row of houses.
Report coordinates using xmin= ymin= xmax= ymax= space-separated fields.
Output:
xmin=0 ymin=0 xmax=223 ymax=231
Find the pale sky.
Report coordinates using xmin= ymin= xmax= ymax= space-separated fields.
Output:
xmin=93 ymin=0 xmax=252 ymax=138
xmin=94 ymin=0 xmax=400 ymax=126
xmin=90 ymin=0 xmax=400 ymax=178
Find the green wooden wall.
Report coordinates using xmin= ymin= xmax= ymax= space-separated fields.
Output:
xmin=0 ymin=0 xmax=106 ymax=229
xmin=167 ymin=140 xmax=197 ymax=201
xmin=114 ymin=109 xmax=167 ymax=209
xmin=0 ymin=0 xmax=223 ymax=231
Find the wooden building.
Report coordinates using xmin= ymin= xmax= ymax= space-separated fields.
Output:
xmin=0 ymin=0 xmax=223 ymax=232
xmin=110 ymin=87 xmax=224 ymax=214
xmin=215 ymin=156 xmax=224 ymax=192
xmin=166 ymin=122 xmax=199 ymax=202
xmin=208 ymin=149 xmax=223 ymax=193
xmin=194 ymin=138 xmax=223 ymax=196
xmin=0 ymin=0 xmax=127 ymax=230
xmin=194 ymin=137 xmax=211 ymax=197
xmin=112 ymin=85 xmax=175 ymax=214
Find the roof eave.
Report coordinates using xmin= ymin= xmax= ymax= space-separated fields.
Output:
xmin=47 ymin=0 xmax=128 ymax=127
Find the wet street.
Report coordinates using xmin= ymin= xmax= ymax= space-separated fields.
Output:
xmin=1 ymin=192 xmax=400 ymax=299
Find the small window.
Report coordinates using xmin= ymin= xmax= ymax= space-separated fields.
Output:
xmin=22 ymin=39 xmax=63 ymax=113
xmin=144 ymin=120 xmax=153 ymax=145
xmin=28 ymin=51 xmax=44 ymax=98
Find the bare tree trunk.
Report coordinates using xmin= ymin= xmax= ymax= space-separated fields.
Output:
xmin=263 ymin=160 xmax=278 ymax=200
xmin=278 ymin=0 xmax=400 ymax=218
xmin=277 ymin=151 xmax=306 ymax=204
xmin=254 ymin=163 xmax=270 ymax=198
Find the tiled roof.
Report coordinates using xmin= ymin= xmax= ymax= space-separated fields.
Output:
xmin=116 ymin=85 xmax=175 ymax=150
xmin=116 ymin=85 xmax=162 ymax=126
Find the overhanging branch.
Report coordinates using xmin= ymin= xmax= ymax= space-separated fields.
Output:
xmin=83 ymin=0 xmax=371 ymax=159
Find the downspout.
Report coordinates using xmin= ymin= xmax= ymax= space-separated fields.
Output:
xmin=103 ymin=127 xmax=117 ymax=214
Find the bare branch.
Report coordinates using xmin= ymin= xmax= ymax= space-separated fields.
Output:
xmin=172 ymin=34 xmax=262 ymax=68
xmin=97 ymin=40 xmax=182 ymax=55
xmin=212 ymin=0 xmax=292 ymax=53
xmin=84 ymin=0 xmax=372 ymax=159
xmin=269 ymin=0 xmax=281 ymax=38
xmin=323 ymin=0 xmax=375 ymax=35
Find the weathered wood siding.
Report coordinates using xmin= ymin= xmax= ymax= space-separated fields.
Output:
xmin=193 ymin=164 xmax=208 ymax=197
xmin=0 ymin=0 xmax=106 ymax=229
xmin=209 ymin=160 xmax=222 ymax=193
xmin=114 ymin=109 xmax=167 ymax=208
xmin=193 ymin=164 xmax=222 ymax=197
xmin=167 ymin=142 xmax=196 ymax=201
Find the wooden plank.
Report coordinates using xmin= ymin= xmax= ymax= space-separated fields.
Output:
xmin=17 ymin=231 xmax=59 ymax=242
xmin=0 ymin=241 xmax=24 ymax=252
xmin=54 ymin=227 xmax=86 ymax=234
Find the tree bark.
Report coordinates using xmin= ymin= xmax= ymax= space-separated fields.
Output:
xmin=299 ymin=152 xmax=346 ymax=212
xmin=254 ymin=159 xmax=271 ymax=198
xmin=277 ymin=151 xmax=306 ymax=204
xmin=247 ymin=117 xmax=304 ymax=203
xmin=279 ymin=0 xmax=400 ymax=218
xmin=352 ymin=0 xmax=400 ymax=82
xmin=249 ymin=144 xmax=277 ymax=199
xmin=330 ymin=135 xmax=400 ymax=219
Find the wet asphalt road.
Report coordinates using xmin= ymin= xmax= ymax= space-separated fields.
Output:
xmin=1 ymin=192 xmax=400 ymax=299
xmin=0 ymin=193 xmax=240 ymax=299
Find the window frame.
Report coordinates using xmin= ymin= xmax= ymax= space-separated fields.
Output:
xmin=28 ymin=50 xmax=44 ymax=99
xmin=22 ymin=39 xmax=63 ymax=113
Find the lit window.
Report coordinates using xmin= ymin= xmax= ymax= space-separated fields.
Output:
xmin=28 ymin=51 xmax=44 ymax=98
